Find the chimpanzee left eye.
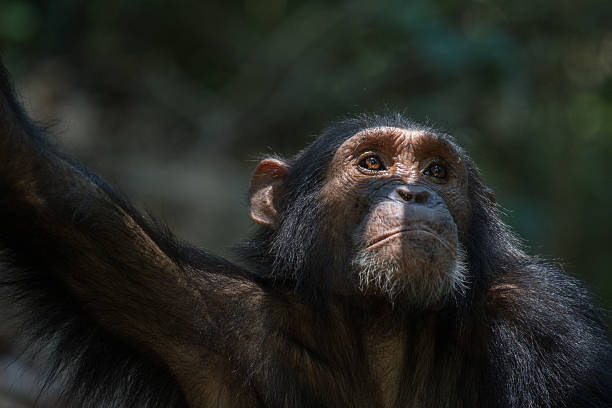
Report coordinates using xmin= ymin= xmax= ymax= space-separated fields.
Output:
xmin=424 ymin=163 xmax=447 ymax=179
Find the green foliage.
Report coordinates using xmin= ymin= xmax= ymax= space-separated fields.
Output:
xmin=0 ymin=1 xmax=39 ymax=42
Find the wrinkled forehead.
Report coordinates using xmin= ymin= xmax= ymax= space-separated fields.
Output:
xmin=334 ymin=126 xmax=461 ymax=159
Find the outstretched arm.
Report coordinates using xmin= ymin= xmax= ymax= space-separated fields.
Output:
xmin=0 ymin=61 xmax=255 ymax=407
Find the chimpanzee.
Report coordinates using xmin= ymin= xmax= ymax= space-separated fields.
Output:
xmin=0 ymin=59 xmax=610 ymax=408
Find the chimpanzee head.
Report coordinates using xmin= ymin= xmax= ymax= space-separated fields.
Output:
xmin=239 ymin=113 xmax=514 ymax=309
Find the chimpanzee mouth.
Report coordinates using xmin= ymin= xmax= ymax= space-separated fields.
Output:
xmin=367 ymin=226 xmax=455 ymax=253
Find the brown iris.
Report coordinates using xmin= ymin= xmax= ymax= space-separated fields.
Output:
xmin=358 ymin=155 xmax=385 ymax=171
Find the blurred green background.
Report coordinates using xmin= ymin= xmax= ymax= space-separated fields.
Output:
xmin=1 ymin=1 xmax=611 ymax=312
xmin=0 ymin=0 xmax=611 ymax=405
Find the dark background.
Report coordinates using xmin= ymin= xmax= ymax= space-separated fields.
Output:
xmin=0 ymin=0 xmax=611 ymax=405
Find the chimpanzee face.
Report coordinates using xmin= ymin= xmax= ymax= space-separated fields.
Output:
xmin=319 ymin=126 xmax=471 ymax=307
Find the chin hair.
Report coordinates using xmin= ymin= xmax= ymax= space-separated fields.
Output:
xmin=351 ymin=243 xmax=468 ymax=308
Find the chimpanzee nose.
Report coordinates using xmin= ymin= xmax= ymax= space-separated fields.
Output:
xmin=395 ymin=185 xmax=431 ymax=205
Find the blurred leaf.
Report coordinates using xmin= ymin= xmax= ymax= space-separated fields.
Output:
xmin=0 ymin=1 xmax=40 ymax=43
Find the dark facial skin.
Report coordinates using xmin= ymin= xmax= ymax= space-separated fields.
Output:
xmin=319 ymin=126 xmax=471 ymax=306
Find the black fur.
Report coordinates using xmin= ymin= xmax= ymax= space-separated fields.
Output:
xmin=0 ymin=58 xmax=610 ymax=408
xmin=238 ymin=114 xmax=612 ymax=406
xmin=0 ymin=62 xmax=187 ymax=407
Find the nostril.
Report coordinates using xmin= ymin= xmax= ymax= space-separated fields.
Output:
xmin=415 ymin=192 xmax=429 ymax=204
xmin=396 ymin=186 xmax=430 ymax=205
xmin=396 ymin=188 xmax=413 ymax=202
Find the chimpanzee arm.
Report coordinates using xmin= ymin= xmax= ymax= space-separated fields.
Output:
xmin=0 ymin=63 xmax=257 ymax=406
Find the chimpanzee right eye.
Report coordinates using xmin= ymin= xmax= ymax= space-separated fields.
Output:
xmin=358 ymin=155 xmax=386 ymax=171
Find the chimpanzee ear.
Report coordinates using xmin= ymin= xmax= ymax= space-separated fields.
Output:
xmin=249 ymin=158 xmax=288 ymax=229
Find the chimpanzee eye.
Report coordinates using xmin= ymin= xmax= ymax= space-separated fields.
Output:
xmin=358 ymin=155 xmax=385 ymax=171
xmin=424 ymin=163 xmax=447 ymax=179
